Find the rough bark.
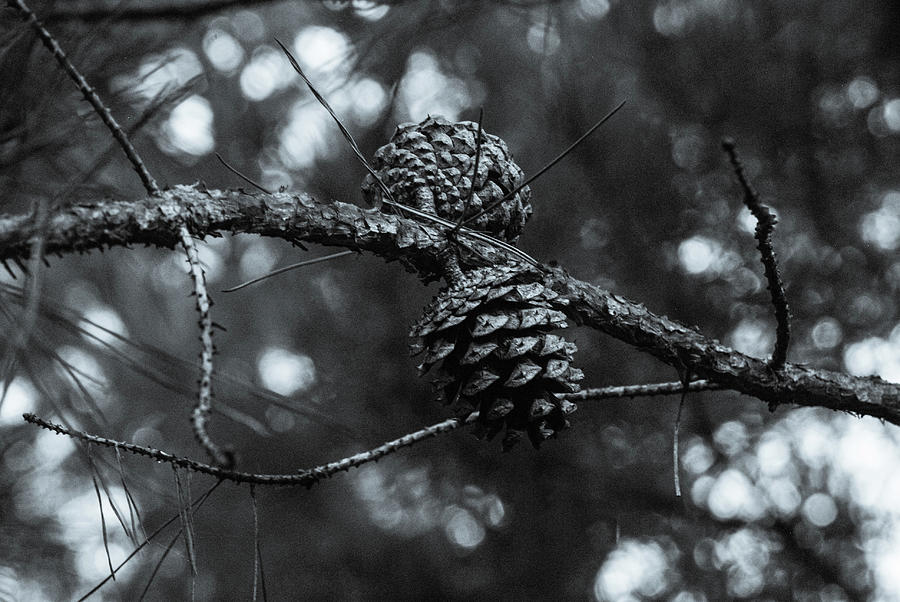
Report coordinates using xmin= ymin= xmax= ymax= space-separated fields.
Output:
xmin=2 ymin=184 xmax=898 ymax=424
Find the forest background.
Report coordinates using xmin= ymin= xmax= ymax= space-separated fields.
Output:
xmin=1 ymin=0 xmax=900 ymax=599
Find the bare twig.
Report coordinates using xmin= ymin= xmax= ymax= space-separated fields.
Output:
xmin=24 ymin=411 xmax=479 ymax=487
xmin=673 ymin=390 xmax=686 ymax=497
xmin=9 ymin=0 xmax=160 ymax=195
xmin=10 ymin=0 xmax=225 ymax=465
xmin=566 ymin=379 xmax=720 ymax=400
xmin=722 ymin=138 xmax=791 ymax=369
xmin=182 ymin=230 xmax=231 ymax=467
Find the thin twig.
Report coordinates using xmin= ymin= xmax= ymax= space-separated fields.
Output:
xmin=9 ymin=0 xmax=159 ymax=194
xmin=673 ymin=390 xmax=686 ymax=497
xmin=11 ymin=0 xmax=225 ymax=465
xmin=222 ymin=250 xmax=353 ymax=292
xmin=24 ymin=411 xmax=478 ymax=487
xmin=722 ymin=138 xmax=791 ymax=369
xmin=460 ymin=100 xmax=626 ymax=229
xmin=183 ymin=229 xmax=231 ymax=467
xmin=566 ymin=379 xmax=720 ymax=400
xmin=250 ymin=485 xmax=261 ymax=602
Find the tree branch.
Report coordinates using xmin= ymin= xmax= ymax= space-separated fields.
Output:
xmin=2 ymin=186 xmax=898 ymax=424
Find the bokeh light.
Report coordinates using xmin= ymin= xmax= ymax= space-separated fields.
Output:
xmin=160 ymin=95 xmax=215 ymax=157
xmin=257 ymin=347 xmax=317 ymax=396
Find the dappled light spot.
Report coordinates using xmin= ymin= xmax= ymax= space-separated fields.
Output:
xmin=728 ymin=318 xmax=775 ymax=359
xmin=352 ymin=463 xmax=441 ymax=537
xmin=756 ymin=435 xmax=791 ymax=477
xmin=264 ymin=405 xmax=296 ymax=433
xmin=736 ymin=206 xmax=757 ymax=234
xmin=278 ymin=102 xmax=337 ymax=169
xmin=714 ymin=529 xmax=769 ymax=598
xmin=707 ymin=469 xmax=765 ymax=521
xmin=0 ymin=378 xmax=38 ymax=426
xmin=351 ymin=462 xmax=504 ymax=547
xmin=669 ymin=124 xmax=708 ymax=171
xmin=811 ymin=316 xmax=842 ymax=350
xmin=846 ymin=76 xmax=879 ymax=109
xmin=203 ymin=29 xmax=244 ymax=73
xmin=763 ymin=477 xmax=801 ymax=517
xmin=884 ymin=99 xmax=900 ymax=132
xmin=860 ymin=190 xmax=900 ymax=251
xmin=677 ymin=236 xmax=719 ymax=274
xmin=843 ymin=334 xmax=900 ymax=382
xmin=593 ymin=539 xmax=672 ymax=601
xmin=481 ymin=494 xmax=507 ymax=528
xmin=577 ymin=0 xmax=611 ymax=19
xmin=652 ymin=0 xmax=739 ymax=37
xmin=232 ymin=10 xmax=265 ymax=42
xmin=868 ymin=102 xmax=893 ymax=137
xmin=32 ymin=427 xmax=76 ymax=469
xmin=526 ymin=22 xmax=560 ymax=55
xmin=131 ymin=425 xmax=164 ymax=448
xmin=817 ymin=86 xmax=853 ymax=128
xmin=802 ymin=492 xmax=837 ymax=527
xmin=444 ymin=506 xmax=485 ymax=552
xmin=0 ymin=567 xmax=47 ymax=601
xmin=55 ymin=487 xmax=135 ymax=583
xmin=111 ymin=47 xmax=204 ymax=105
xmin=292 ymin=26 xmax=352 ymax=83
xmin=79 ymin=305 xmax=129 ymax=348
xmin=56 ymin=346 xmax=109 ymax=401
xmin=397 ymin=51 xmax=477 ymax=122
xmin=652 ymin=2 xmax=691 ymax=36
xmin=239 ymin=238 xmax=281 ymax=282
xmin=347 ymin=77 xmax=388 ymax=125
xmin=353 ymin=1 xmax=390 ymax=21
xmin=257 ymin=347 xmax=316 ymax=396
xmin=160 ymin=95 xmax=215 ymax=157
xmin=239 ymin=45 xmax=292 ymax=101
xmin=682 ymin=437 xmax=714 ymax=475
xmin=196 ymin=239 xmax=226 ymax=283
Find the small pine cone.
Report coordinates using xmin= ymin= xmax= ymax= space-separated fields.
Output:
xmin=361 ymin=115 xmax=533 ymax=242
xmin=410 ymin=263 xmax=582 ymax=449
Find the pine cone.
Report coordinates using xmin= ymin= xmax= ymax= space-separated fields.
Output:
xmin=361 ymin=115 xmax=533 ymax=242
xmin=410 ymin=263 xmax=582 ymax=449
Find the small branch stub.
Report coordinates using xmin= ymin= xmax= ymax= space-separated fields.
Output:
xmin=722 ymin=138 xmax=792 ymax=370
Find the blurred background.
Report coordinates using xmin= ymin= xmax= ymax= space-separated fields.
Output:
xmin=1 ymin=0 xmax=899 ymax=599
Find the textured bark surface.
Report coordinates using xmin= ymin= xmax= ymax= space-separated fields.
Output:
xmin=2 ymin=184 xmax=898 ymax=424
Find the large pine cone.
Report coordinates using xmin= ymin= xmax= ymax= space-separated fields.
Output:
xmin=361 ymin=116 xmax=533 ymax=242
xmin=410 ymin=263 xmax=582 ymax=449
